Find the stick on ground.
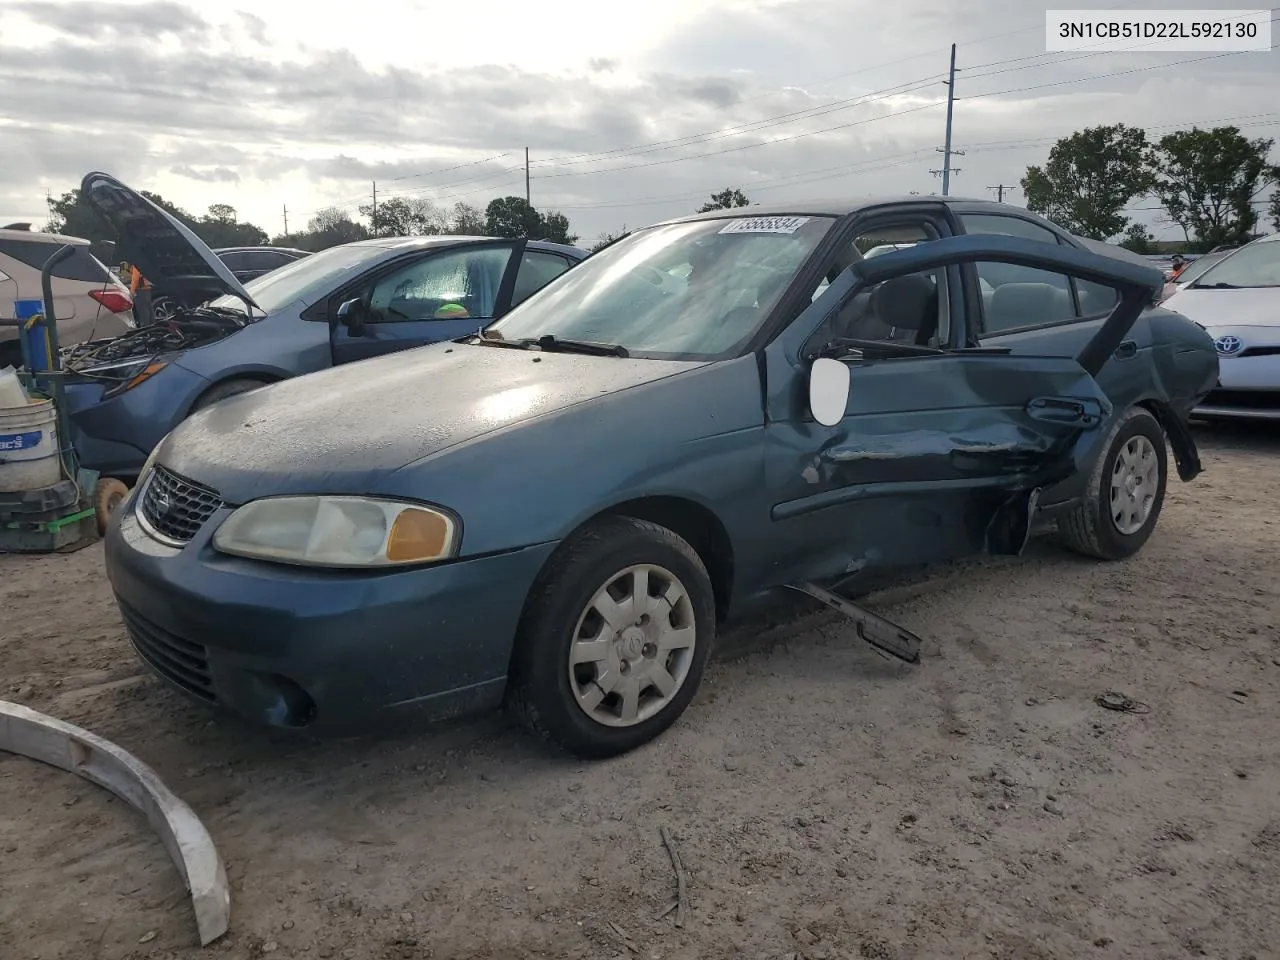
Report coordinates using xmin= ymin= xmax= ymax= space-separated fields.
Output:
xmin=659 ymin=825 xmax=690 ymax=928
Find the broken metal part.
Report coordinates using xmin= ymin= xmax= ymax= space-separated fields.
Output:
xmin=0 ymin=700 xmax=229 ymax=946
xmin=786 ymin=582 xmax=923 ymax=663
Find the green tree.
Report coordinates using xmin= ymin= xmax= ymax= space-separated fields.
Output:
xmin=540 ymin=211 xmax=578 ymax=245
xmin=303 ymin=207 xmax=369 ymax=250
xmin=445 ymin=202 xmax=486 ymax=235
xmin=1268 ymin=186 xmax=1280 ymax=233
xmin=697 ymin=187 xmax=749 ymax=213
xmin=195 ymin=204 xmax=268 ymax=247
xmin=1118 ymin=223 xmax=1155 ymax=254
xmin=1020 ymin=124 xmax=1154 ymax=240
xmin=358 ymin=196 xmax=446 ymax=237
xmin=484 ymin=196 xmax=542 ymax=238
xmin=1153 ymin=127 xmax=1277 ymax=249
xmin=590 ymin=228 xmax=627 ymax=252
xmin=45 ymin=189 xmax=113 ymax=245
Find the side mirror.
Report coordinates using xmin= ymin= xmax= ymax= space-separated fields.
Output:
xmin=809 ymin=357 xmax=849 ymax=426
xmin=336 ymin=297 xmax=365 ymax=333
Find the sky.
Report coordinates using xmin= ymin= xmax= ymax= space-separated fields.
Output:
xmin=1 ymin=0 xmax=1277 ymax=245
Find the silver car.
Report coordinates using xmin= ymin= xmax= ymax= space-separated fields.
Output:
xmin=1162 ymin=233 xmax=1280 ymax=421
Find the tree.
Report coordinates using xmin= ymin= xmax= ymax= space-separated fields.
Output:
xmin=697 ymin=188 xmax=749 ymax=213
xmin=358 ymin=195 xmax=446 ymax=237
xmin=541 ymin=211 xmax=578 ymax=246
xmin=590 ymin=228 xmax=627 ymax=252
xmin=446 ymin=202 xmax=486 ymax=235
xmin=303 ymin=207 xmax=368 ymax=250
xmin=1269 ymin=185 xmax=1280 ymax=233
xmin=195 ymin=204 xmax=267 ymax=247
xmin=1020 ymin=124 xmax=1154 ymax=241
xmin=205 ymin=203 xmax=237 ymax=224
xmin=1119 ymin=223 xmax=1155 ymax=254
xmin=1152 ymin=127 xmax=1277 ymax=250
xmin=482 ymin=196 xmax=578 ymax=243
xmin=46 ymin=189 xmax=113 ymax=246
xmin=46 ymin=187 xmax=267 ymax=255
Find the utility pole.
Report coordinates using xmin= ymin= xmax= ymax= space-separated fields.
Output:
xmin=986 ymin=184 xmax=1015 ymax=203
xmin=371 ymin=181 xmax=378 ymax=235
xmin=525 ymin=147 xmax=531 ymax=207
xmin=282 ymin=204 xmax=289 ymax=235
xmin=929 ymin=44 xmax=965 ymax=195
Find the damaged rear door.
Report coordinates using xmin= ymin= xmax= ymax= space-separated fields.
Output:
xmin=759 ymin=233 xmax=1162 ymax=586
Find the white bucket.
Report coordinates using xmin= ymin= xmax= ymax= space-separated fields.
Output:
xmin=0 ymin=399 xmax=62 ymax=492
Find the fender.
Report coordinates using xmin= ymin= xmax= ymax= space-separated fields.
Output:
xmin=1145 ymin=399 xmax=1203 ymax=481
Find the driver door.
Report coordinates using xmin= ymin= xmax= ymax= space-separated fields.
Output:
xmin=758 ymin=232 xmax=1157 ymax=587
xmin=329 ymin=242 xmax=519 ymax=364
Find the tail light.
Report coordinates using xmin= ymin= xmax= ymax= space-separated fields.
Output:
xmin=89 ymin=288 xmax=134 ymax=315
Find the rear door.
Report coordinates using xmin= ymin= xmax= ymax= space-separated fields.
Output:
xmin=329 ymin=242 xmax=519 ymax=364
xmin=760 ymin=231 xmax=1160 ymax=585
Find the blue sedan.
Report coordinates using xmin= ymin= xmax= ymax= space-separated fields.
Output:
xmin=104 ymin=199 xmax=1217 ymax=758
xmin=63 ymin=172 xmax=586 ymax=478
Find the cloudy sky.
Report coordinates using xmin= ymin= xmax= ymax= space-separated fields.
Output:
xmin=1 ymin=0 xmax=1276 ymax=244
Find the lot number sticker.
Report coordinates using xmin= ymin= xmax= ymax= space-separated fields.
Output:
xmin=719 ymin=216 xmax=811 ymax=235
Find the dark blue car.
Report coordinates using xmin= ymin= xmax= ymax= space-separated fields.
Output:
xmin=103 ymin=199 xmax=1217 ymax=758
xmin=62 ymin=172 xmax=586 ymax=478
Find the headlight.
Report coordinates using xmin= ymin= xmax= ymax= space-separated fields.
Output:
xmin=212 ymin=496 xmax=460 ymax=568
xmin=93 ymin=358 xmax=168 ymax=398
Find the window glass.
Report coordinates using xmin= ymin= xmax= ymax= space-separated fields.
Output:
xmin=1189 ymin=239 xmax=1280 ymax=288
xmin=219 ymin=252 xmax=250 ymax=271
xmin=828 ymin=271 xmax=948 ymax=348
xmin=960 ymin=214 xmax=1062 ymax=244
xmin=487 ymin=215 xmax=835 ymax=359
xmin=366 ymin=246 xmax=513 ymax=323
xmin=208 ymin=243 xmax=387 ymax=314
xmin=1075 ymin=277 xmax=1120 ymax=315
xmin=511 ymin=251 xmax=571 ymax=306
xmin=974 ymin=261 xmax=1076 ymax=334
xmin=0 ymin=239 xmax=114 ymax=283
xmin=246 ymin=250 xmax=290 ymax=272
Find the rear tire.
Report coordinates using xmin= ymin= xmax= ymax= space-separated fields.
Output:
xmin=190 ymin=377 xmax=270 ymax=413
xmin=1058 ymin=406 xmax=1168 ymax=561
xmin=507 ymin=516 xmax=716 ymax=759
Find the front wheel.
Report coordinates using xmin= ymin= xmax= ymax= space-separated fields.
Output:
xmin=507 ymin=516 xmax=716 ymax=759
xmin=1058 ymin=406 xmax=1168 ymax=560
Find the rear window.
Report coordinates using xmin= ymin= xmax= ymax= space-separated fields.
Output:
xmin=0 ymin=238 xmax=114 ymax=283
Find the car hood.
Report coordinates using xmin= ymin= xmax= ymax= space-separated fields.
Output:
xmin=1161 ymin=285 xmax=1280 ymax=329
xmin=159 ymin=342 xmax=707 ymax=503
xmin=80 ymin=171 xmax=260 ymax=312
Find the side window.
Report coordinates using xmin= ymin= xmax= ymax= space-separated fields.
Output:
xmin=219 ymin=252 xmax=250 ymax=272
xmin=510 ymin=251 xmax=572 ymax=307
xmin=960 ymin=214 xmax=1063 ymax=244
xmin=962 ymin=215 xmax=1087 ymax=335
xmin=0 ymin=239 xmax=113 ymax=282
xmin=1075 ymin=277 xmax=1120 ymax=315
xmin=811 ymin=222 xmax=948 ymax=348
xmin=247 ymin=251 xmax=289 ymax=272
xmin=364 ymin=246 xmax=513 ymax=323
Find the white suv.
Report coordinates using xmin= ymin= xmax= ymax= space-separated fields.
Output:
xmin=0 ymin=223 xmax=135 ymax=368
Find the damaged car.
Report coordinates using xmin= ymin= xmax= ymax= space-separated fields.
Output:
xmin=104 ymin=199 xmax=1217 ymax=759
xmin=62 ymin=172 xmax=587 ymax=477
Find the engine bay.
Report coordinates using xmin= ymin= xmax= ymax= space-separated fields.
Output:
xmin=63 ymin=307 xmax=247 ymax=378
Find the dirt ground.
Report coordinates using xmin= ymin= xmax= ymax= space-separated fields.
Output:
xmin=2 ymin=422 xmax=1278 ymax=960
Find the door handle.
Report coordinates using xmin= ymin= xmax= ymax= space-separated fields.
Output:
xmin=1114 ymin=339 xmax=1138 ymax=360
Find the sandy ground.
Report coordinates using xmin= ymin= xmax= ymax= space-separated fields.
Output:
xmin=2 ymin=422 xmax=1278 ymax=960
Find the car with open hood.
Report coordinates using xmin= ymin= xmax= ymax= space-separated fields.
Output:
xmin=62 ymin=172 xmax=587 ymax=477
xmin=103 ymin=198 xmax=1217 ymax=759
xmin=1161 ymin=232 xmax=1280 ymax=420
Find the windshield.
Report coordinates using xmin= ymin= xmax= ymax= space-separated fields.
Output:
xmin=1175 ymin=252 xmax=1227 ymax=285
xmin=484 ymin=214 xmax=836 ymax=359
xmin=208 ymin=243 xmax=385 ymax=314
xmin=1190 ymin=239 xmax=1280 ymax=288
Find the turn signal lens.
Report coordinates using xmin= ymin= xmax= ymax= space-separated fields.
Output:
xmin=386 ymin=508 xmax=453 ymax=562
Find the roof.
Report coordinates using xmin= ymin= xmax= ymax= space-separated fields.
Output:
xmin=213 ymin=245 xmax=311 ymax=256
xmin=660 ymin=195 xmax=1006 ymax=225
xmin=0 ymin=227 xmax=91 ymax=246
xmin=343 ymin=235 xmax=586 ymax=258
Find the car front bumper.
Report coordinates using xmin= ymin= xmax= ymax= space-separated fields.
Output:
xmin=1192 ymin=353 xmax=1280 ymax=421
xmin=104 ymin=498 xmax=558 ymax=733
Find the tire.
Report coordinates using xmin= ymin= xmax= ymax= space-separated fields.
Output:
xmin=1058 ymin=406 xmax=1168 ymax=561
xmin=190 ymin=377 xmax=269 ymax=413
xmin=94 ymin=478 xmax=130 ymax=537
xmin=507 ymin=516 xmax=716 ymax=759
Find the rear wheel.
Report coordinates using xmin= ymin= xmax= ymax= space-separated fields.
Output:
xmin=190 ymin=377 xmax=270 ymax=413
xmin=507 ymin=516 xmax=716 ymax=759
xmin=1058 ymin=406 xmax=1168 ymax=560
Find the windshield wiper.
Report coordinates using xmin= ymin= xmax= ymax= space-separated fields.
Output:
xmin=820 ymin=338 xmax=945 ymax=359
xmin=520 ymin=334 xmax=630 ymax=357
xmin=473 ymin=329 xmax=526 ymax=349
xmin=1191 ymin=281 xmax=1240 ymax=289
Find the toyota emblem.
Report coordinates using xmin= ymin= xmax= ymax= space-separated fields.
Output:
xmin=1214 ymin=335 xmax=1244 ymax=356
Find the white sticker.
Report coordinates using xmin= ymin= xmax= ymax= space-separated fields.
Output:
xmin=718 ymin=216 xmax=811 ymax=235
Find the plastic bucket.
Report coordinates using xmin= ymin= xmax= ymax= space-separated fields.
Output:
xmin=0 ymin=398 xmax=61 ymax=492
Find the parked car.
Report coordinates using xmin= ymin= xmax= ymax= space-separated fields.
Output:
xmin=0 ymin=222 xmax=134 ymax=368
xmin=61 ymin=172 xmax=588 ymax=478
xmin=103 ymin=196 xmax=1217 ymax=758
xmin=147 ymin=246 xmax=312 ymax=319
xmin=1157 ymin=248 xmax=1233 ymax=302
xmin=1161 ymin=232 xmax=1280 ymax=420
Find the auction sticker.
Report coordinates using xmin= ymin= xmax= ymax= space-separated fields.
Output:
xmin=719 ymin=216 xmax=811 ymax=235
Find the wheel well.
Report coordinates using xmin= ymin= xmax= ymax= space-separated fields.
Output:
xmin=189 ymin=373 xmax=279 ymax=413
xmin=591 ymin=496 xmax=735 ymax=620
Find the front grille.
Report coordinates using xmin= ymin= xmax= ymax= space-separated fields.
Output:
xmin=139 ymin=465 xmax=223 ymax=543
xmin=118 ymin=600 xmax=217 ymax=703
xmin=1201 ymin=389 xmax=1280 ymax=411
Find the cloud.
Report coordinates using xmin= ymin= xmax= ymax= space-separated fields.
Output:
xmin=0 ymin=0 xmax=1276 ymax=241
